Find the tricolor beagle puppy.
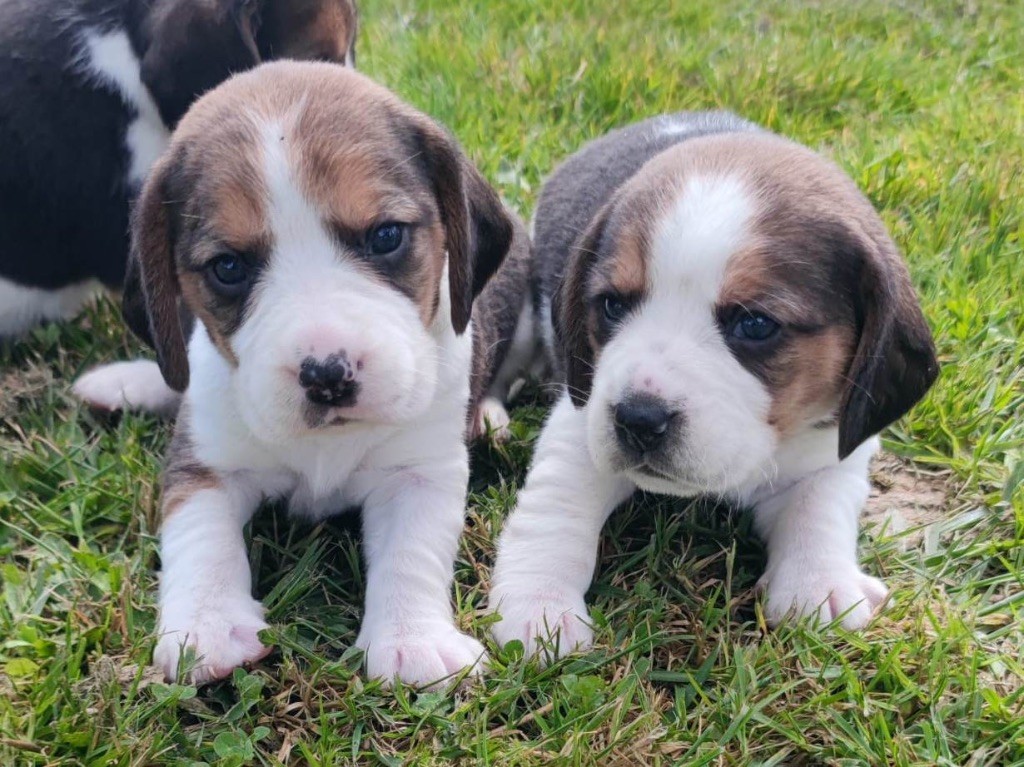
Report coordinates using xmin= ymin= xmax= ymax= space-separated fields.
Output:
xmin=0 ymin=0 xmax=357 ymax=338
xmin=490 ymin=112 xmax=938 ymax=659
xmin=126 ymin=61 xmax=529 ymax=686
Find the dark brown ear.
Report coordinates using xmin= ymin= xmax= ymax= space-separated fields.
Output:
xmin=257 ymin=0 xmax=358 ymax=65
xmin=123 ymin=158 xmax=190 ymax=392
xmin=140 ymin=0 xmax=263 ymax=126
xmin=553 ymin=203 xmax=611 ymax=407
xmin=417 ymin=124 xmax=514 ymax=334
xmin=837 ymin=225 xmax=938 ymax=459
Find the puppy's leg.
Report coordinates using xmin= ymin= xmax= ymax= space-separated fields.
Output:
xmin=73 ymin=359 xmax=181 ymax=416
xmin=490 ymin=395 xmax=634 ymax=660
xmin=0 ymin=277 xmax=101 ymax=337
xmin=754 ymin=438 xmax=888 ymax=630
xmin=470 ymin=297 xmax=539 ymax=442
xmin=355 ymin=449 xmax=485 ymax=688
xmin=155 ymin=480 xmax=269 ymax=684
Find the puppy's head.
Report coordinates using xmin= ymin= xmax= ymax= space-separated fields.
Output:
xmin=555 ymin=132 xmax=937 ymax=495
xmin=124 ymin=63 xmax=512 ymax=441
xmin=139 ymin=0 xmax=358 ymax=126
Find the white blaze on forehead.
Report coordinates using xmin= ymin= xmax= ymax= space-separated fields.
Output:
xmin=260 ymin=118 xmax=337 ymax=269
xmin=648 ymin=174 xmax=753 ymax=303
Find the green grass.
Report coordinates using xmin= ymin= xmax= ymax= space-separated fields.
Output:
xmin=2 ymin=0 xmax=1022 ymax=763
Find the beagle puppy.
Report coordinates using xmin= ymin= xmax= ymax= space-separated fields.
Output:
xmin=0 ymin=0 xmax=357 ymax=338
xmin=129 ymin=61 xmax=524 ymax=686
xmin=490 ymin=112 xmax=938 ymax=659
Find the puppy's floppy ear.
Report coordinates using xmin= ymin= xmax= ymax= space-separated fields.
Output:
xmin=416 ymin=122 xmax=513 ymax=334
xmin=837 ymin=222 xmax=938 ymax=459
xmin=122 ymin=156 xmax=190 ymax=392
xmin=141 ymin=0 xmax=263 ymax=126
xmin=257 ymin=0 xmax=358 ymax=66
xmin=554 ymin=203 xmax=610 ymax=407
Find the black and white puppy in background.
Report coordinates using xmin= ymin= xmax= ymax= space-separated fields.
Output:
xmin=0 ymin=0 xmax=357 ymax=340
xmin=128 ymin=61 xmax=529 ymax=686
xmin=490 ymin=113 xmax=938 ymax=659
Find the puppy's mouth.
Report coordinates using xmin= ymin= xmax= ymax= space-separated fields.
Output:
xmin=302 ymin=401 xmax=355 ymax=430
xmin=625 ymin=460 xmax=710 ymax=495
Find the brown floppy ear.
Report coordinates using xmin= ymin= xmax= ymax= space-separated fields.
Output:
xmin=553 ymin=203 xmax=611 ymax=407
xmin=141 ymin=0 xmax=263 ymax=126
xmin=837 ymin=225 xmax=938 ymax=459
xmin=417 ymin=124 xmax=514 ymax=334
xmin=122 ymin=157 xmax=190 ymax=392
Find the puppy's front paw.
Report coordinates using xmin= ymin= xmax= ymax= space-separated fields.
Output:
xmin=759 ymin=562 xmax=889 ymax=630
xmin=470 ymin=396 xmax=512 ymax=442
xmin=73 ymin=360 xmax=181 ymax=416
xmin=491 ymin=589 xmax=593 ymax=662
xmin=155 ymin=596 xmax=270 ymax=684
xmin=357 ymin=623 xmax=486 ymax=688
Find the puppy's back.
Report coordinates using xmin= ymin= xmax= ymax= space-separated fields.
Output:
xmin=532 ymin=112 xmax=761 ymax=307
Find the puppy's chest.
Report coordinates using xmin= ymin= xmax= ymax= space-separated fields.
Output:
xmin=254 ymin=435 xmax=392 ymax=520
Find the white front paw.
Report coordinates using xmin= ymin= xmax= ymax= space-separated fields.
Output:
xmin=73 ymin=360 xmax=181 ymax=416
xmin=356 ymin=622 xmax=486 ymax=689
xmin=155 ymin=595 xmax=270 ymax=684
xmin=470 ymin=396 xmax=512 ymax=442
xmin=759 ymin=561 xmax=889 ymax=630
xmin=491 ymin=587 xmax=593 ymax=662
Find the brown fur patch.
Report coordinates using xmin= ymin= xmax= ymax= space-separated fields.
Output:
xmin=765 ymin=325 xmax=855 ymax=436
xmin=259 ymin=0 xmax=358 ymax=63
xmin=161 ymin=407 xmax=219 ymax=519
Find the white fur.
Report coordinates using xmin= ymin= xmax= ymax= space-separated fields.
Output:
xmin=656 ymin=115 xmax=697 ymax=138
xmin=72 ymin=360 xmax=181 ymax=415
xmin=491 ymin=395 xmax=633 ymax=660
xmin=0 ymin=277 xmax=100 ymax=336
xmin=79 ymin=29 xmax=170 ymax=187
xmin=156 ymin=121 xmax=484 ymax=687
xmin=491 ymin=175 xmax=888 ymax=658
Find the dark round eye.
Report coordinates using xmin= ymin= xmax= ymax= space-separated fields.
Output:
xmin=732 ymin=312 xmax=780 ymax=341
xmin=603 ymin=295 xmax=629 ymax=323
xmin=369 ymin=223 xmax=404 ymax=256
xmin=207 ymin=253 xmax=251 ymax=295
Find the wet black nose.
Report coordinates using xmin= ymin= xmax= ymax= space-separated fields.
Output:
xmin=614 ymin=395 xmax=676 ymax=453
xmin=299 ymin=354 xmax=359 ymax=407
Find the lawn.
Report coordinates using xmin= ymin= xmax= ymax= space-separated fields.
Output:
xmin=1 ymin=0 xmax=1022 ymax=764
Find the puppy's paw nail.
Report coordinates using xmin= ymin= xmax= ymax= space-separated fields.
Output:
xmin=155 ymin=598 xmax=270 ymax=684
xmin=490 ymin=590 xmax=593 ymax=663
xmin=760 ymin=564 xmax=889 ymax=630
xmin=357 ymin=624 xmax=486 ymax=688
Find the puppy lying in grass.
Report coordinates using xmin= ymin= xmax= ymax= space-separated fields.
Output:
xmin=490 ymin=112 xmax=938 ymax=659
xmin=123 ymin=61 xmax=529 ymax=686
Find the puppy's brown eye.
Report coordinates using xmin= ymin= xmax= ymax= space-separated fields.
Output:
xmin=369 ymin=223 xmax=404 ymax=256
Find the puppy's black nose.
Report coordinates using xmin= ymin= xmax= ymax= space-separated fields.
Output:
xmin=614 ymin=395 xmax=676 ymax=454
xmin=299 ymin=354 xmax=359 ymax=407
